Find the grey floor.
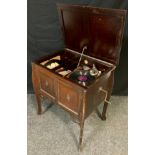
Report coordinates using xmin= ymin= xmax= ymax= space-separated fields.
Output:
xmin=28 ymin=94 xmax=128 ymax=155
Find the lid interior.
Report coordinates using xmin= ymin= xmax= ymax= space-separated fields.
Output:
xmin=57 ymin=4 xmax=126 ymax=65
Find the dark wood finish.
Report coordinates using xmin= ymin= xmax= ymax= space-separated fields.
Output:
xmin=39 ymin=74 xmax=55 ymax=99
xmin=101 ymin=70 xmax=114 ymax=120
xmin=32 ymin=66 xmax=42 ymax=114
xmin=57 ymin=4 xmax=126 ymax=65
xmin=57 ymin=81 xmax=81 ymax=115
xmin=32 ymin=4 xmax=126 ymax=150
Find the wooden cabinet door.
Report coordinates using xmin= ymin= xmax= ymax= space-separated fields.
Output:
xmin=39 ymin=73 xmax=56 ymax=100
xmin=57 ymin=81 xmax=80 ymax=115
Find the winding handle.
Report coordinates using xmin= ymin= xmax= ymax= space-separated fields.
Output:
xmin=98 ymin=87 xmax=111 ymax=104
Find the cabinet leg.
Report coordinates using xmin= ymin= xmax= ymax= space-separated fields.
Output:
xmin=79 ymin=120 xmax=84 ymax=150
xmin=35 ymin=94 xmax=42 ymax=115
xmin=79 ymin=94 xmax=86 ymax=151
xmin=32 ymin=69 xmax=42 ymax=115
xmin=101 ymin=101 xmax=108 ymax=120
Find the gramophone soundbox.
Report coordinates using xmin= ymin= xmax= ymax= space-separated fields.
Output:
xmin=32 ymin=4 xmax=126 ymax=150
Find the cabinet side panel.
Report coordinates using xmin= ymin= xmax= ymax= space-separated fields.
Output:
xmin=85 ymin=72 xmax=112 ymax=118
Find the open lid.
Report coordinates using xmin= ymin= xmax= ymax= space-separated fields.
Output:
xmin=57 ymin=4 xmax=126 ymax=65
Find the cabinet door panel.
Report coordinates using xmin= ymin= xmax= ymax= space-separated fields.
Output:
xmin=58 ymin=81 xmax=80 ymax=115
xmin=39 ymin=73 xmax=55 ymax=99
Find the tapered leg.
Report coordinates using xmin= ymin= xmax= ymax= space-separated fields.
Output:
xmin=101 ymin=101 xmax=109 ymax=120
xmin=79 ymin=93 xmax=86 ymax=150
xmin=35 ymin=94 xmax=42 ymax=114
xmin=79 ymin=120 xmax=85 ymax=150
xmin=32 ymin=68 xmax=42 ymax=115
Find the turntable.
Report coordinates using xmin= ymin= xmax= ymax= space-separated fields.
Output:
xmin=32 ymin=4 xmax=126 ymax=150
xmin=69 ymin=70 xmax=95 ymax=87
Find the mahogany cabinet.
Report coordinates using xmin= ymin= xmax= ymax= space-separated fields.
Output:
xmin=32 ymin=4 xmax=126 ymax=150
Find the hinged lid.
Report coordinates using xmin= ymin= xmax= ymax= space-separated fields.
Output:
xmin=57 ymin=4 xmax=126 ymax=65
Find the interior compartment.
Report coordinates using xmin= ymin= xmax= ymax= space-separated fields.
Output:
xmin=39 ymin=51 xmax=78 ymax=73
xmin=38 ymin=50 xmax=114 ymax=87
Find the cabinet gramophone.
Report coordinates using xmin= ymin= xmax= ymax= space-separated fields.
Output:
xmin=32 ymin=4 xmax=126 ymax=150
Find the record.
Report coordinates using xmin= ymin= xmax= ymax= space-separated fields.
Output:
xmin=69 ymin=70 xmax=95 ymax=86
